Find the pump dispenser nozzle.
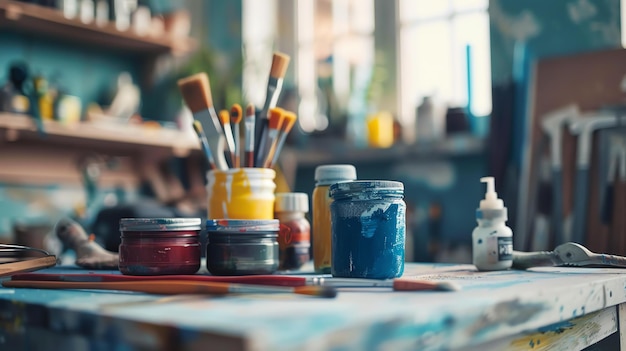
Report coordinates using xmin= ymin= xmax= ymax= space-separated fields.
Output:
xmin=479 ymin=177 xmax=504 ymax=209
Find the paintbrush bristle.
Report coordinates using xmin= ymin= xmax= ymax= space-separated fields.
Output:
xmin=218 ymin=110 xmax=230 ymax=125
xmin=270 ymin=52 xmax=291 ymax=79
xmin=293 ymin=285 xmax=337 ymax=298
xmin=192 ymin=120 xmax=204 ymax=134
xmin=245 ymin=103 xmax=255 ymax=117
xmin=392 ymin=279 xmax=461 ymax=292
xmin=268 ymin=108 xmax=285 ymax=130
xmin=230 ymin=104 xmax=243 ymax=123
xmin=177 ymin=73 xmax=214 ymax=112
xmin=281 ymin=112 xmax=297 ymax=133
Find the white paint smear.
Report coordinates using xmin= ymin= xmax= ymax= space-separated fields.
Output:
xmin=360 ymin=203 xmax=392 ymax=238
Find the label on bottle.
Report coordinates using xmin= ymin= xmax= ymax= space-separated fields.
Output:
xmin=498 ymin=237 xmax=513 ymax=261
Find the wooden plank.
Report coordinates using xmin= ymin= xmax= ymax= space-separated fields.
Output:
xmin=464 ymin=307 xmax=618 ymax=351
xmin=0 ymin=113 xmax=199 ymax=156
xmin=0 ymin=143 xmax=141 ymax=187
xmin=617 ymin=303 xmax=626 ymax=351
xmin=0 ymin=0 xmax=195 ymax=55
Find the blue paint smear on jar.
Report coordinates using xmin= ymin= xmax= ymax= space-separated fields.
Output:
xmin=330 ymin=181 xmax=405 ymax=279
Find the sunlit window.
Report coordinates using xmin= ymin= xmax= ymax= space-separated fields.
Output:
xmin=296 ymin=0 xmax=375 ymax=133
xmin=399 ymin=0 xmax=492 ymax=131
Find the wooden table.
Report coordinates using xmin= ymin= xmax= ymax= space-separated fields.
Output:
xmin=1 ymin=263 xmax=625 ymax=350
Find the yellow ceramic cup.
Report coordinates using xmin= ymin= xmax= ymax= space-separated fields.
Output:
xmin=206 ymin=168 xmax=276 ymax=219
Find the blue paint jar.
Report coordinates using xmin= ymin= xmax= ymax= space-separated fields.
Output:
xmin=329 ymin=180 xmax=406 ymax=279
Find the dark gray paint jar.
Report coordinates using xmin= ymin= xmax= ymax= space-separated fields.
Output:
xmin=206 ymin=219 xmax=279 ymax=275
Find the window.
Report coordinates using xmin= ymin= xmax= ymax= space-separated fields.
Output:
xmin=296 ymin=0 xmax=375 ymax=133
xmin=399 ymin=0 xmax=491 ymax=136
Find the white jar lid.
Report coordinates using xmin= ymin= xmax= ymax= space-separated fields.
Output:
xmin=275 ymin=192 xmax=309 ymax=213
xmin=314 ymin=164 xmax=357 ymax=185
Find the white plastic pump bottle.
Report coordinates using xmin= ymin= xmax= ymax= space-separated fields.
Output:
xmin=472 ymin=177 xmax=513 ymax=271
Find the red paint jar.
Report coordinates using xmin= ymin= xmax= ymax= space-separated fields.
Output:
xmin=275 ymin=193 xmax=311 ymax=270
xmin=119 ymin=218 xmax=202 ymax=275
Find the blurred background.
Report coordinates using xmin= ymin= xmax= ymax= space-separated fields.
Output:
xmin=0 ymin=0 xmax=624 ymax=263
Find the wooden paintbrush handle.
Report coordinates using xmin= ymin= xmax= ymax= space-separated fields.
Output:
xmin=245 ymin=151 xmax=254 ymax=168
xmin=3 ymin=279 xmax=232 ymax=295
xmin=0 ymin=256 xmax=56 ymax=278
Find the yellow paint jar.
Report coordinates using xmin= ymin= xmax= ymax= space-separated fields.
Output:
xmin=312 ymin=165 xmax=357 ymax=273
xmin=207 ymin=168 xmax=276 ymax=220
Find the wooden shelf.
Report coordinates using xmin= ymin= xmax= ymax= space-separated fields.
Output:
xmin=281 ymin=134 xmax=486 ymax=167
xmin=0 ymin=113 xmax=200 ymax=157
xmin=0 ymin=0 xmax=196 ymax=56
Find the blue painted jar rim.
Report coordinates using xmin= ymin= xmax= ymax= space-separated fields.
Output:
xmin=119 ymin=218 xmax=202 ymax=232
xmin=205 ymin=219 xmax=279 ymax=233
xmin=330 ymin=180 xmax=404 ymax=200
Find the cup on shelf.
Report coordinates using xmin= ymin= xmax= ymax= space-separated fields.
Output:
xmin=206 ymin=168 xmax=276 ymax=220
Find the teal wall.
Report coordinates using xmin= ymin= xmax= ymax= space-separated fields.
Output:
xmin=490 ymin=0 xmax=620 ymax=85
xmin=0 ymin=32 xmax=144 ymax=118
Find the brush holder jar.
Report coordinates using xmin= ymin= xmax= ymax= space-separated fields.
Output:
xmin=330 ymin=181 xmax=406 ymax=279
xmin=119 ymin=218 xmax=202 ymax=275
xmin=207 ymin=168 xmax=276 ymax=220
xmin=206 ymin=219 xmax=279 ymax=275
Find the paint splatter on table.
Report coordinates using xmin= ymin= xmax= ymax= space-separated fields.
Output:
xmin=1 ymin=263 xmax=625 ymax=350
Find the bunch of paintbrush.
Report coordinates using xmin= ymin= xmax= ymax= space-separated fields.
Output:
xmin=179 ymin=52 xmax=295 ymax=171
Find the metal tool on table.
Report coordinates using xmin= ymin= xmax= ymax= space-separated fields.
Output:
xmin=512 ymin=242 xmax=626 ymax=270
xmin=540 ymin=105 xmax=579 ymax=246
xmin=568 ymin=113 xmax=626 ymax=245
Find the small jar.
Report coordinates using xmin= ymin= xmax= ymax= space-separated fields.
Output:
xmin=119 ymin=218 xmax=202 ymax=275
xmin=330 ymin=180 xmax=406 ymax=279
xmin=206 ymin=219 xmax=279 ymax=275
xmin=312 ymin=164 xmax=357 ymax=273
xmin=275 ymin=192 xmax=311 ymax=270
xmin=206 ymin=168 xmax=276 ymax=220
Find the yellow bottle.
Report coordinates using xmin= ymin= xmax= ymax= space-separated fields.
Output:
xmin=312 ymin=164 xmax=357 ymax=273
xmin=366 ymin=111 xmax=394 ymax=148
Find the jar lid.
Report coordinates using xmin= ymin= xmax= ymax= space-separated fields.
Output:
xmin=119 ymin=218 xmax=202 ymax=232
xmin=205 ymin=219 xmax=279 ymax=232
xmin=329 ymin=180 xmax=404 ymax=198
xmin=314 ymin=164 xmax=357 ymax=185
xmin=275 ymin=192 xmax=309 ymax=213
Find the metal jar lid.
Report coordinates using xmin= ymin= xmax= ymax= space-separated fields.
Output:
xmin=119 ymin=218 xmax=202 ymax=232
xmin=205 ymin=219 xmax=279 ymax=233
xmin=330 ymin=180 xmax=404 ymax=199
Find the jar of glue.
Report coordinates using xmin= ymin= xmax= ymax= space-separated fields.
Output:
xmin=472 ymin=177 xmax=513 ymax=271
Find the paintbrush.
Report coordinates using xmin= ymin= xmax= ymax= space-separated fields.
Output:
xmin=2 ymin=279 xmax=338 ymax=298
xmin=177 ymin=73 xmax=228 ymax=170
xmin=266 ymin=110 xmax=297 ymax=168
xmin=11 ymin=273 xmax=460 ymax=291
xmin=256 ymin=108 xmax=285 ymax=168
xmin=255 ymin=52 xmax=291 ymax=166
xmin=0 ymin=256 xmax=57 ymax=278
xmin=244 ymin=103 xmax=256 ymax=168
xmin=230 ymin=104 xmax=243 ymax=168
xmin=192 ymin=120 xmax=217 ymax=170
xmin=218 ymin=109 xmax=236 ymax=168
